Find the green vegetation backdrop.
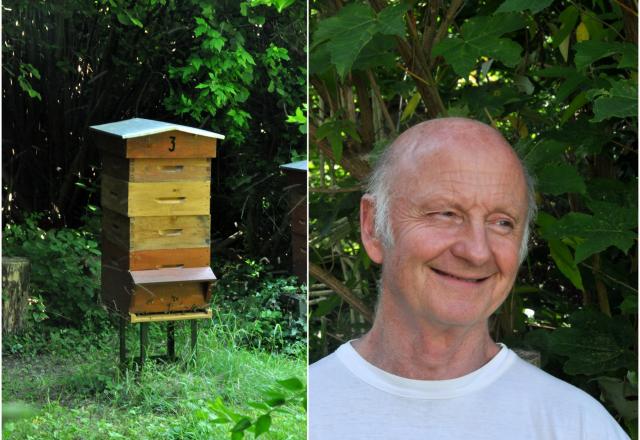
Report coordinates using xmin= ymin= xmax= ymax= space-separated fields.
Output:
xmin=3 ymin=1 xmax=307 ymax=438
xmin=3 ymin=0 xmax=305 ymax=265
xmin=3 ymin=0 xmax=306 ymax=327
xmin=309 ymin=0 xmax=637 ymax=436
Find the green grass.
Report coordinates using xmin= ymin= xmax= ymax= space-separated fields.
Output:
xmin=2 ymin=319 xmax=306 ymax=439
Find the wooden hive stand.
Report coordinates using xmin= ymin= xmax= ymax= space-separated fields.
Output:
xmin=90 ymin=118 xmax=224 ymax=369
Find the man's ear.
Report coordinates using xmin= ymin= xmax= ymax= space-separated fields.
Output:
xmin=360 ymin=195 xmax=384 ymax=264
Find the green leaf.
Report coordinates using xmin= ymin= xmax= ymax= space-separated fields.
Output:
xmin=597 ymin=377 xmax=639 ymax=421
xmin=376 ymin=2 xmax=409 ymax=36
xmin=230 ymin=417 xmax=252 ymax=433
xmin=496 ymin=0 xmax=554 ymax=14
xmin=254 ymin=414 xmax=272 ymax=437
xmin=618 ymin=43 xmax=638 ymax=69
xmin=274 ymin=0 xmax=295 ymax=13
xmin=312 ymin=3 xmax=407 ymax=77
xmin=116 ymin=12 xmax=130 ymax=26
xmin=548 ymin=311 xmax=636 ymax=375
xmin=536 ymin=163 xmax=586 ymax=195
xmin=548 ymin=239 xmax=584 ymax=291
xmin=620 ymin=295 xmax=637 ymax=315
xmin=315 ymin=120 xmax=361 ymax=163
xmin=264 ymin=397 xmax=286 ymax=407
xmin=127 ymin=13 xmax=143 ymax=28
xmin=521 ymin=139 xmax=566 ymax=172
xmin=591 ymin=80 xmax=638 ymax=122
xmin=432 ymin=13 xmax=526 ymax=76
xmin=514 ymin=75 xmax=534 ymax=95
xmin=574 ymin=41 xmax=630 ymax=71
xmin=552 ymin=6 xmax=579 ymax=47
xmin=560 ymin=91 xmax=589 ymax=125
xmin=555 ymin=72 xmax=587 ymax=103
xmin=276 ymin=377 xmax=304 ymax=391
xmin=400 ymin=92 xmax=421 ymax=121
xmin=351 ymin=34 xmax=397 ymax=71
xmin=541 ymin=209 xmax=636 ymax=263
xmin=312 ymin=294 xmax=341 ymax=317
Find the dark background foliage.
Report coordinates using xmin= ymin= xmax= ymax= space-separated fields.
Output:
xmin=309 ymin=0 xmax=637 ymax=436
xmin=2 ymin=0 xmax=306 ymax=342
xmin=3 ymin=0 xmax=306 ymax=329
xmin=3 ymin=0 xmax=305 ymax=262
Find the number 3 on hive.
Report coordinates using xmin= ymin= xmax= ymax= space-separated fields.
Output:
xmin=169 ymin=136 xmax=176 ymax=152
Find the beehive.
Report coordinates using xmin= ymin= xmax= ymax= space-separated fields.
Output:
xmin=280 ymin=161 xmax=307 ymax=283
xmin=90 ymin=118 xmax=224 ymax=320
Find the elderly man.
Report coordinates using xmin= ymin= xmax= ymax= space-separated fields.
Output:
xmin=309 ymin=118 xmax=628 ymax=439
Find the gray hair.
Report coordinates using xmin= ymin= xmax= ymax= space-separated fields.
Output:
xmin=366 ymin=144 xmax=537 ymax=264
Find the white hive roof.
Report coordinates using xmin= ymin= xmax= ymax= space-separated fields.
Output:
xmin=90 ymin=118 xmax=225 ymax=139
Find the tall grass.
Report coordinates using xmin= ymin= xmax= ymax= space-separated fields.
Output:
xmin=3 ymin=318 xmax=306 ymax=439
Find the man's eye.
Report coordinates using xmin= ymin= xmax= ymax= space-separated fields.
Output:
xmin=439 ymin=211 xmax=455 ymax=217
xmin=496 ymin=219 xmax=514 ymax=229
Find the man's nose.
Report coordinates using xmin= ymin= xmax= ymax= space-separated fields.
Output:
xmin=450 ymin=221 xmax=492 ymax=266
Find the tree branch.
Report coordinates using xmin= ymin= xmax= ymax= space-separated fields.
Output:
xmin=310 ymin=185 xmax=364 ymax=194
xmin=309 ymin=262 xmax=374 ymax=323
xmin=433 ymin=0 xmax=465 ymax=49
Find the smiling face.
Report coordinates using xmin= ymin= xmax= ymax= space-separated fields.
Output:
xmin=361 ymin=119 xmax=528 ymax=331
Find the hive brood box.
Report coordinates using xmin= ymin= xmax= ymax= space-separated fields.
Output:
xmin=90 ymin=118 xmax=224 ymax=320
xmin=280 ymin=161 xmax=307 ymax=283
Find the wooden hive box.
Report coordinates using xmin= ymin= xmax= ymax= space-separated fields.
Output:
xmin=280 ymin=161 xmax=307 ymax=283
xmin=90 ymin=118 xmax=224 ymax=320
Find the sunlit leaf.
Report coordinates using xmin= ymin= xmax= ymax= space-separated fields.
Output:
xmin=312 ymin=3 xmax=408 ymax=77
xmin=254 ymin=414 xmax=272 ymax=437
xmin=400 ymin=92 xmax=421 ymax=122
xmin=276 ymin=377 xmax=304 ymax=391
xmin=547 ymin=239 xmax=584 ymax=291
xmin=575 ymin=22 xmax=589 ymax=42
xmin=433 ymin=13 xmax=526 ymax=76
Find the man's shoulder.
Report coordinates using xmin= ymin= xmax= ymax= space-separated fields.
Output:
xmin=507 ymin=351 xmax=612 ymax=411
xmin=309 ymin=346 xmax=349 ymax=385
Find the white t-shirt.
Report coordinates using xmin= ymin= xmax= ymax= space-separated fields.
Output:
xmin=309 ymin=342 xmax=629 ymax=439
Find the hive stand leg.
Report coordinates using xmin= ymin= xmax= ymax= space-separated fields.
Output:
xmin=190 ymin=320 xmax=198 ymax=357
xmin=139 ymin=322 xmax=149 ymax=368
xmin=167 ymin=321 xmax=176 ymax=361
xmin=119 ymin=315 xmax=127 ymax=370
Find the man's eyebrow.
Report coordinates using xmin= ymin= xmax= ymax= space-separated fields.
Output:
xmin=410 ymin=196 xmax=524 ymax=221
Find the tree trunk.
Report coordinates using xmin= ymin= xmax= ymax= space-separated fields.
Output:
xmin=2 ymin=257 xmax=31 ymax=335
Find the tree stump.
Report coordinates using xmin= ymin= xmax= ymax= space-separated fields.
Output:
xmin=2 ymin=257 xmax=31 ymax=334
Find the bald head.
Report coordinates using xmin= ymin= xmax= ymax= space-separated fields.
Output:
xmin=366 ymin=117 xmax=536 ymax=263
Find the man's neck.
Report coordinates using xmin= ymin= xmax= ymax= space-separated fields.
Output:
xmin=352 ymin=304 xmax=500 ymax=380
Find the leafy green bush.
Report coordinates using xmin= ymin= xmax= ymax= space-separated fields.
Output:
xmin=3 ymin=213 xmax=107 ymax=332
xmin=192 ymin=377 xmax=306 ymax=439
xmin=211 ymin=258 xmax=306 ymax=355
